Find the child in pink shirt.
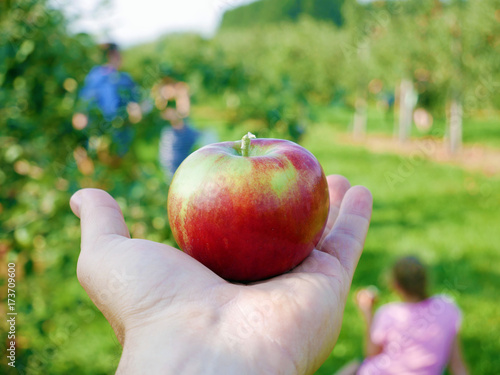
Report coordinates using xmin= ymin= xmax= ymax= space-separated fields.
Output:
xmin=336 ymin=256 xmax=468 ymax=375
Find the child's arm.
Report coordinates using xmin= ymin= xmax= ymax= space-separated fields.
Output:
xmin=448 ymin=335 xmax=468 ymax=375
xmin=361 ymin=309 xmax=383 ymax=357
xmin=356 ymin=289 xmax=383 ymax=357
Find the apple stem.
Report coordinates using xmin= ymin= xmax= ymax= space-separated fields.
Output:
xmin=241 ymin=132 xmax=256 ymax=157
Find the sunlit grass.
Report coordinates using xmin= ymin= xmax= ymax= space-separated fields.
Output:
xmin=310 ymin=104 xmax=500 ymax=149
xmin=192 ymin=110 xmax=500 ymax=374
xmin=304 ymin=124 xmax=500 ymax=374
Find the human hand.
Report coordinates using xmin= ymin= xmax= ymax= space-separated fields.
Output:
xmin=70 ymin=174 xmax=372 ymax=375
xmin=356 ymin=287 xmax=378 ymax=320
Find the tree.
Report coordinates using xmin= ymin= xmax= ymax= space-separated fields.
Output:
xmin=220 ymin=0 xmax=345 ymax=29
xmin=340 ymin=0 xmax=380 ymax=139
xmin=0 ymin=1 xmax=99 ymax=372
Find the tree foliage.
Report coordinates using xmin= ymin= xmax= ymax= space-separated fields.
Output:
xmin=125 ymin=18 xmax=347 ymax=141
xmin=1 ymin=1 xmax=173 ymax=373
xmin=1 ymin=0 xmax=499 ymax=373
xmin=220 ymin=0 xmax=345 ymax=29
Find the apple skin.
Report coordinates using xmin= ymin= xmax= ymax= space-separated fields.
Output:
xmin=167 ymin=138 xmax=329 ymax=282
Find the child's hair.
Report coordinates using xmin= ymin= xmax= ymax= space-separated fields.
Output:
xmin=392 ymin=256 xmax=428 ymax=300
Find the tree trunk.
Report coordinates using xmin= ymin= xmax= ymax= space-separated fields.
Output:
xmin=398 ymin=79 xmax=417 ymax=143
xmin=353 ymin=96 xmax=367 ymax=140
xmin=393 ymin=84 xmax=400 ymax=138
xmin=448 ymin=99 xmax=463 ymax=155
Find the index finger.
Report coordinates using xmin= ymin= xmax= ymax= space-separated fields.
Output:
xmin=318 ymin=175 xmax=351 ymax=248
xmin=319 ymin=185 xmax=373 ymax=281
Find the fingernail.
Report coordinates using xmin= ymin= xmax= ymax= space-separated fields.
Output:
xmin=70 ymin=191 xmax=82 ymax=216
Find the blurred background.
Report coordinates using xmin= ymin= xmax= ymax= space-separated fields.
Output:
xmin=0 ymin=0 xmax=499 ymax=374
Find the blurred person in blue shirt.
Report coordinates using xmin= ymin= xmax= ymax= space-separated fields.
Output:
xmin=159 ymin=117 xmax=199 ymax=178
xmin=152 ymin=78 xmax=201 ymax=179
xmin=73 ymin=43 xmax=141 ymax=158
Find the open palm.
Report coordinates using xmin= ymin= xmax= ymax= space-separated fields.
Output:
xmin=70 ymin=175 xmax=372 ymax=375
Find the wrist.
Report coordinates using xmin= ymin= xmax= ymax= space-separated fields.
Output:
xmin=117 ymin=322 xmax=223 ymax=374
xmin=117 ymin=318 xmax=301 ymax=375
xmin=117 ymin=320 xmax=267 ymax=375
xmin=361 ymin=309 xmax=374 ymax=323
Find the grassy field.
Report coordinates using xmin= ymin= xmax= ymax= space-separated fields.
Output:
xmin=301 ymin=124 xmax=500 ymax=374
xmin=193 ymin=107 xmax=500 ymax=374
xmin=5 ymin=105 xmax=499 ymax=374
xmin=310 ymin=104 xmax=500 ymax=149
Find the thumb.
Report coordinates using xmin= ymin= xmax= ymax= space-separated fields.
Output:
xmin=70 ymin=189 xmax=130 ymax=253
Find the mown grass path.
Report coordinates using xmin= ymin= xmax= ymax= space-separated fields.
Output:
xmin=339 ymin=132 xmax=500 ymax=177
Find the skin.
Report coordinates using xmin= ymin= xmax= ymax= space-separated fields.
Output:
xmin=167 ymin=139 xmax=330 ymax=281
xmin=356 ymin=288 xmax=383 ymax=358
xmin=70 ymin=175 xmax=373 ymax=374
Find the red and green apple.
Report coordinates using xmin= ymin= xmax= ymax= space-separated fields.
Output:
xmin=167 ymin=133 xmax=329 ymax=282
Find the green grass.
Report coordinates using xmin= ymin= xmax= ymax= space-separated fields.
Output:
xmin=197 ymin=112 xmax=500 ymax=374
xmin=300 ymin=124 xmax=500 ymax=374
xmin=7 ymin=105 xmax=499 ymax=374
xmin=310 ymin=104 xmax=500 ymax=149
